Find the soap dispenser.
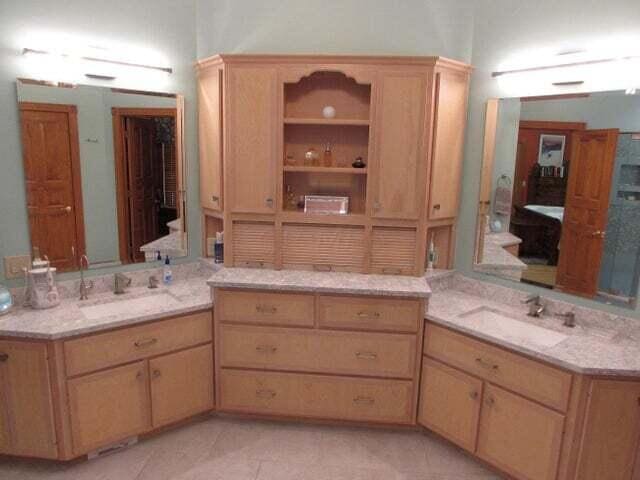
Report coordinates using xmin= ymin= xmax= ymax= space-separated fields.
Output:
xmin=163 ymin=255 xmax=173 ymax=285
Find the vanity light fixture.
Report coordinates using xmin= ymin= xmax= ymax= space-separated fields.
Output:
xmin=492 ymin=54 xmax=640 ymax=77
xmin=22 ymin=47 xmax=172 ymax=74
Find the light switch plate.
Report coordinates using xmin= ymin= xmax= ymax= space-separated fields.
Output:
xmin=4 ymin=255 xmax=31 ymax=279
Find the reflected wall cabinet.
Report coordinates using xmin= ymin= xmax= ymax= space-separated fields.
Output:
xmin=197 ymin=55 xmax=472 ymax=274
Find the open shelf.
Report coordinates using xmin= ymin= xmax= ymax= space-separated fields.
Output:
xmin=284 ymin=117 xmax=370 ymax=127
xmin=284 ymin=166 xmax=367 ymax=175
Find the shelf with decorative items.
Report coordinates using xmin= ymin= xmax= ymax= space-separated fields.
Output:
xmin=282 ymin=70 xmax=372 ymax=220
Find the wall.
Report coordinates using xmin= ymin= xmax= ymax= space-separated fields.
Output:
xmin=196 ymin=0 xmax=474 ymax=60
xmin=0 ymin=0 xmax=198 ymax=284
xmin=457 ymin=0 xmax=640 ymax=318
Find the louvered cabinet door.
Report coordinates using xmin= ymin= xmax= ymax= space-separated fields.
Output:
xmin=370 ymin=227 xmax=418 ymax=275
xmin=231 ymin=221 xmax=276 ymax=268
xmin=282 ymin=223 xmax=365 ymax=273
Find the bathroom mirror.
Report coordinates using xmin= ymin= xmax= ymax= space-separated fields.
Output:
xmin=16 ymin=79 xmax=188 ymax=273
xmin=474 ymin=91 xmax=640 ymax=308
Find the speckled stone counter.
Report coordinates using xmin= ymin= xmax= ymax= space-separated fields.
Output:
xmin=0 ymin=262 xmax=215 ymax=340
xmin=207 ymin=267 xmax=431 ymax=298
xmin=427 ymin=274 xmax=640 ymax=377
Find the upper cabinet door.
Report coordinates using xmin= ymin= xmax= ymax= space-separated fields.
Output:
xmin=199 ymin=66 xmax=224 ymax=212
xmin=225 ymin=66 xmax=278 ymax=214
xmin=428 ymin=70 xmax=470 ymax=220
xmin=371 ymin=72 xmax=429 ymax=220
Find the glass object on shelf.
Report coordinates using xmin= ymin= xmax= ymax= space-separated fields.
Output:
xmin=304 ymin=195 xmax=349 ymax=215
xmin=285 ymin=153 xmax=297 ymax=166
xmin=352 ymin=156 xmax=366 ymax=168
xmin=285 ymin=185 xmax=298 ymax=210
xmin=305 ymin=148 xmax=319 ymax=166
xmin=323 ymin=143 xmax=333 ymax=167
xmin=322 ymin=105 xmax=336 ymax=118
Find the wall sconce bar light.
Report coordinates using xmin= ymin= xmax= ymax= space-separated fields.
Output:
xmin=22 ymin=47 xmax=172 ymax=74
xmin=492 ymin=55 xmax=640 ymax=77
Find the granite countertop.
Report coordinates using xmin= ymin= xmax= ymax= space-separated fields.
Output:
xmin=476 ymin=231 xmax=526 ymax=271
xmin=207 ymin=267 xmax=431 ymax=298
xmin=426 ymin=278 xmax=640 ymax=377
xmin=0 ymin=265 xmax=213 ymax=340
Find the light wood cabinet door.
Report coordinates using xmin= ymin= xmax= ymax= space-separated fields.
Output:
xmin=199 ymin=66 xmax=223 ymax=211
xmin=225 ymin=66 xmax=278 ymax=214
xmin=576 ymin=379 xmax=640 ymax=480
xmin=477 ymin=384 xmax=564 ymax=480
xmin=418 ymin=358 xmax=482 ymax=453
xmin=371 ymin=72 xmax=428 ymax=220
xmin=149 ymin=345 xmax=214 ymax=428
xmin=428 ymin=70 xmax=469 ymax=220
xmin=0 ymin=341 xmax=57 ymax=458
xmin=67 ymin=361 xmax=150 ymax=455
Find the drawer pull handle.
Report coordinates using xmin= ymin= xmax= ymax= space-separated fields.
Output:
xmin=134 ymin=338 xmax=158 ymax=348
xmin=357 ymin=311 xmax=381 ymax=319
xmin=313 ymin=264 xmax=333 ymax=272
xmin=469 ymin=391 xmax=479 ymax=400
xmin=256 ymin=389 xmax=276 ymax=399
xmin=256 ymin=305 xmax=277 ymax=314
xmin=152 ymin=369 xmax=161 ymax=379
xmin=353 ymin=396 xmax=375 ymax=406
xmin=0 ymin=353 xmax=8 ymax=362
xmin=355 ymin=351 xmax=378 ymax=360
xmin=475 ymin=357 xmax=499 ymax=371
xmin=255 ymin=345 xmax=278 ymax=354
xmin=382 ymin=268 xmax=402 ymax=275
xmin=245 ymin=261 xmax=265 ymax=268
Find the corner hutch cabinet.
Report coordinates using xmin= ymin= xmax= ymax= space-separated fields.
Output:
xmin=197 ymin=55 xmax=472 ymax=274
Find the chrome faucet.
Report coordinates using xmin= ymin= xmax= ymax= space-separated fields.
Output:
xmin=114 ymin=273 xmax=132 ymax=295
xmin=79 ymin=255 xmax=94 ymax=300
xmin=558 ymin=310 xmax=577 ymax=328
xmin=523 ymin=294 xmax=546 ymax=317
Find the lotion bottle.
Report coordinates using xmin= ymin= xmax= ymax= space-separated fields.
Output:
xmin=163 ymin=255 xmax=173 ymax=285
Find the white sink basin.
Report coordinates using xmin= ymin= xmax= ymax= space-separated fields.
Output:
xmin=458 ymin=306 xmax=569 ymax=348
xmin=80 ymin=292 xmax=182 ymax=320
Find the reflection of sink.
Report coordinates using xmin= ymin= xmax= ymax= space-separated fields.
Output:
xmin=80 ymin=292 xmax=181 ymax=320
xmin=458 ymin=306 xmax=569 ymax=348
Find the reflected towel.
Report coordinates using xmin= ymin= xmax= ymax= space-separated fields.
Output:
xmin=494 ymin=185 xmax=512 ymax=215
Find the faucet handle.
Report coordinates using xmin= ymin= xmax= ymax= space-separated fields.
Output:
xmin=148 ymin=275 xmax=159 ymax=289
xmin=558 ymin=310 xmax=576 ymax=327
xmin=522 ymin=294 xmax=540 ymax=305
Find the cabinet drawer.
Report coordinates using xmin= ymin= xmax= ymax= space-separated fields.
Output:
xmin=219 ymin=369 xmax=414 ymax=424
xmin=220 ymin=325 xmax=417 ymax=379
xmin=64 ymin=311 xmax=213 ymax=376
xmin=217 ymin=290 xmax=314 ymax=327
xmin=318 ymin=295 xmax=420 ymax=333
xmin=424 ymin=324 xmax=572 ymax=411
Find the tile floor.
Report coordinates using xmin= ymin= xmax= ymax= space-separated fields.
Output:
xmin=0 ymin=416 xmax=504 ymax=479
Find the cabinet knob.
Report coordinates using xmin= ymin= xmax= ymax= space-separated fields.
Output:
xmin=211 ymin=195 xmax=219 ymax=203
xmin=265 ymin=198 xmax=274 ymax=208
xmin=485 ymin=396 xmax=495 ymax=407
xmin=469 ymin=391 xmax=479 ymax=400
xmin=0 ymin=353 xmax=8 ymax=362
xmin=433 ymin=204 xmax=441 ymax=210
xmin=152 ymin=369 xmax=161 ymax=379
xmin=372 ymin=201 xmax=381 ymax=211
xmin=136 ymin=370 xmax=145 ymax=380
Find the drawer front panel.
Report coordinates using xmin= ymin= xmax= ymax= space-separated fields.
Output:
xmin=219 ymin=369 xmax=414 ymax=424
xmin=64 ymin=311 xmax=213 ymax=377
xmin=217 ymin=290 xmax=314 ymax=327
xmin=318 ymin=295 xmax=420 ymax=333
xmin=424 ymin=324 xmax=572 ymax=411
xmin=220 ymin=325 xmax=417 ymax=379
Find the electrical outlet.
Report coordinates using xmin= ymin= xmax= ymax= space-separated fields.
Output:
xmin=4 ymin=255 xmax=31 ymax=279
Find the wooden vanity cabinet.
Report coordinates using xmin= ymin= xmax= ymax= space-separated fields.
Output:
xmin=418 ymin=358 xmax=482 ymax=452
xmin=0 ymin=340 xmax=57 ymax=459
xmin=477 ymin=384 xmax=564 ymax=480
xmin=196 ymin=55 xmax=472 ymax=272
xmin=574 ymin=379 xmax=640 ymax=480
xmin=67 ymin=361 xmax=151 ymax=455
